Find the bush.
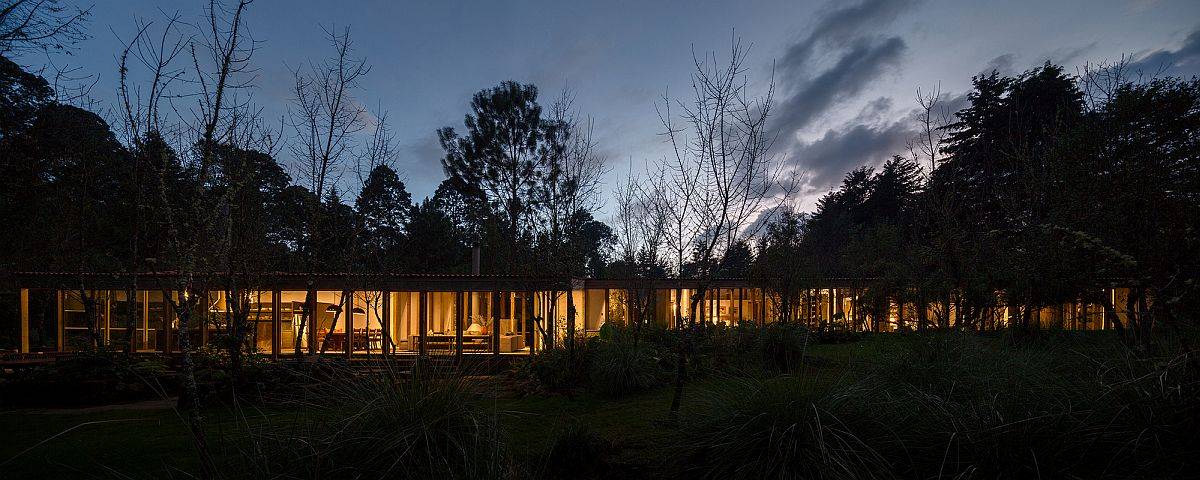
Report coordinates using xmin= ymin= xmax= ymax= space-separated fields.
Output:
xmin=589 ymin=335 xmax=667 ymax=397
xmin=228 ymin=362 xmax=514 ymax=479
xmin=676 ymin=333 xmax=1200 ymax=479
xmin=0 ymin=350 xmax=171 ymax=407
xmin=674 ymin=376 xmax=888 ymax=479
xmin=758 ymin=322 xmax=810 ymax=373
xmin=512 ymin=338 xmax=594 ymax=394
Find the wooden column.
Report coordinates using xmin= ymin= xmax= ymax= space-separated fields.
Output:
xmin=56 ymin=290 xmax=64 ymax=352
xmin=455 ymin=291 xmax=464 ymax=361
xmin=271 ymin=290 xmax=281 ymax=359
xmin=547 ymin=290 xmax=556 ymax=350
xmin=418 ymin=291 xmax=427 ymax=356
xmin=382 ymin=291 xmax=392 ymax=355
xmin=566 ymin=289 xmax=575 ymax=352
xmin=492 ymin=289 xmax=501 ymax=356
xmin=345 ymin=291 xmax=353 ymax=360
xmin=19 ymin=289 xmax=30 ymax=353
xmin=307 ymin=286 xmax=318 ymax=355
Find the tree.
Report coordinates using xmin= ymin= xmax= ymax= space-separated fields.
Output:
xmin=0 ymin=0 xmax=90 ymax=56
xmin=355 ymin=164 xmax=412 ymax=272
xmin=116 ymin=2 xmax=261 ymax=475
xmin=406 ymin=192 xmax=470 ymax=273
xmin=750 ymin=209 xmax=809 ymax=322
xmin=653 ymin=38 xmax=792 ymax=420
xmin=439 ymin=81 xmax=544 ymax=271
xmin=288 ymin=24 xmax=370 ymax=356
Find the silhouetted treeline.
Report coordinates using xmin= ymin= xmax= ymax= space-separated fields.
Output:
xmin=752 ymin=63 xmax=1199 ymax=341
xmin=0 ymin=55 xmax=613 ymax=278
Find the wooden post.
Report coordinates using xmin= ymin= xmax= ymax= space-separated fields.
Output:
xmin=418 ymin=291 xmax=427 ymax=356
xmin=345 ymin=291 xmax=353 ymax=360
xmin=455 ymin=291 xmax=464 ymax=361
xmin=19 ymin=289 xmax=30 ymax=353
xmin=307 ymin=285 xmax=317 ymax=355
xmin=492 ymin=289 xmax=501 ymax=356
xmin=382 ymin=291 xmax=391 ymax=355
xmin=272 ymin=290 xmax=281 ymax=360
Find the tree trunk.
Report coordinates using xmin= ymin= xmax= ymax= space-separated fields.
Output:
xmin=174 ymin=299 xmax=215 ymax=479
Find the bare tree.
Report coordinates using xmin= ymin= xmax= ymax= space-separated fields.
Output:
xmin=116 ymin=2 xmax=260 ymax=476
xmin=535 ymin=88 xmax=608 ymax=349
xmin=0 ymin=0 xmax=89 ymax=56
xmin=653 ymin=38 xmax=793 ymax=420
xmin=287 ymin=24 xmax=369 ymax=357
xmin=908 ymin=85 xmax=951 ymax=178
xmin=612 ymin=163 xmax=668 ymax=346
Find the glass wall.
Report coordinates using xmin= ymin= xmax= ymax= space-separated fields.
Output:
xmin=312 ymin=291 xmax=348 ymax=355
xmin=424 ymin=291 xmax=458 ymax=354
xmin=390 ymin=291 xmax=419 ymax=354
xmin=607 ymin=289 xmax=628 ymax=326
xmin=26 ymin=289 xmax=58 ymax=352
xmin=145 ymin=291 xmax=168 ymax=352
xmin=279 ymin=291 xmax=308 ymax=354
xmin=62 ymin=290 xmax=109 ymax=351
xmin=351 ymin=291 xmax=386 ymax=354
xmin=584 ymin=289 xmax=606 ymax=334
xmin=464 ymin=291 xmax=493 ymax=354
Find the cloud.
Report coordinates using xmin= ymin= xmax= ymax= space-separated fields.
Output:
xmin=780 ymin=0 xmax=917 ymax=76
xmin=1040 ymin=42 xmax=1098 ymax=67
xmin=792 ymin=115 xmax=915 ymax=195
xmin=980 ymin=53 xmax=1017 ymax=76
xmin=399 ymin=132 xmax=448 ymax=199
xmin=774 ymin=0 xmax=916 ymax=135
xmin=1129 ymin=26 xmax=1200 ymax=77
xmin=776 ymin=36 xmax=907 ymax=136
xmin=769 ymin=0 xmax=918 ymax=206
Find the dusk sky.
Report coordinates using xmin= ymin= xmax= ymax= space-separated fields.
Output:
xmin=23 ymin=0 xmax=1200 ymax=213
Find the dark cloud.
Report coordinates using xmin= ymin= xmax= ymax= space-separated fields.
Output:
xmin=770 ymin=0 xmax=920 ymax=204
xmin=981 ymin=53 xmax=1017 ymax=76
xmin=1040 ymin=42 xmax=1098 ymax=67
xmin=776 ymin=36 xmax=907 ymax=135
xmin=774 ymin=0 xmax=916 ymax=135
xmin=400 ymin=133 xmax=448 ymax=199
xmin=1129 ymin=26 xmax=1200 ymax=77
xmin=792 ymin=118 xmax=915 ymax=194
xmin=780 ymin=0 xmax=917 ymax=76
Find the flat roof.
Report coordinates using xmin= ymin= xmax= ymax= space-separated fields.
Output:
xmin=2 ymin=271 xmax=877 ymax=291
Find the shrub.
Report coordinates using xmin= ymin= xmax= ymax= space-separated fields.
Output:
xmin=512 ymin=339 xmax=594 ymax=394
xmin=0 ymin=350 xmax=170 ymax=407
xmin=230 ymin=362 xmax=514 ymax=479
xmin=677 ymin=333 xmax=1200 ymax=479
xmin=758 ymin=322 xmax=810 ymax=373
xmin=589 ymin=337 xmax=667 ymax=397
xmin=674 ymin=376 xmax=889 ymax=479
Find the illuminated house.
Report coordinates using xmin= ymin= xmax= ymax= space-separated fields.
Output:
xmin=7 ymin=272 xmax=1125 ymax=356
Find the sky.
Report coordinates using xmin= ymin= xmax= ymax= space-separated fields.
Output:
xmin=21 ymin=0 xmax=1200 ymax=215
